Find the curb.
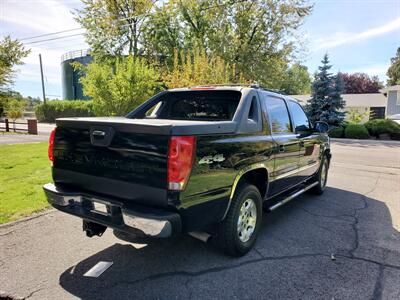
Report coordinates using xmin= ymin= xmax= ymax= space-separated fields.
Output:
xmin=330 ymin=138 xmax=400 ymax=145
xmin=0 ymin=209 xmax=56 ymax=229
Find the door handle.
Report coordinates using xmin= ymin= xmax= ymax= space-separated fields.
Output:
xmin=278 ymin=145 xmax=285 ymax=152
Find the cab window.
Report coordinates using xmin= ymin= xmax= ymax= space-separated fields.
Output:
xmin=288 ymin=100 xmax=311 ymax=132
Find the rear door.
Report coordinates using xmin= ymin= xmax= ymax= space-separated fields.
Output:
xmin=287 ymin=100 xmax=320 ymax=181
xmin=261 ymin=94 xmax=301 ymax=195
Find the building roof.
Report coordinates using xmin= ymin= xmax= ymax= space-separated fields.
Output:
xmin=380 ymin=85 xmax=400 ymax=93
xmin=290 ymin=93 xmax=387 ymax=108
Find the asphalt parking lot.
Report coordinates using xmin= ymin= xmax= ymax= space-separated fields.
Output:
xmin=1 ymin=140 xmax=399 ymax=299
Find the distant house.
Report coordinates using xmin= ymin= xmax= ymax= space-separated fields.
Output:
xmin=291 ymin=93 xmax=387 ymax=123
xmin=380 ymin=85 xmax=400 ymax=117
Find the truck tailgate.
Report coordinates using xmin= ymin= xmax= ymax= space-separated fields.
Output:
xmin=52 ymin=121 xmax=169 ymax=207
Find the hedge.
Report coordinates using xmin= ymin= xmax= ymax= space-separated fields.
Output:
xmin=364 ymin=119 xmax=400 ymax=138
xmin=329 ymin=126 xmax=344 ymax=138
xmin=344 ymin=124 xmax=370 ymax=139
xmin=35 ymin=100 xmax=95 ymax=122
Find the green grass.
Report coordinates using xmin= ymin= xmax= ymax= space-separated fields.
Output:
xmin=0 ymin=143 xmax=51 ymax=224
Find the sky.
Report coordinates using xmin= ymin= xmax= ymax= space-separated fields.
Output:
xmin=0 ymin=0 xmax=400 ymax=99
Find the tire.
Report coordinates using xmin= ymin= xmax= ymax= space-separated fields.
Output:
xmin=310 ymin=154 xmax=329 ymax=195
xmin=214 ymin=183 xmax=263 ymax=256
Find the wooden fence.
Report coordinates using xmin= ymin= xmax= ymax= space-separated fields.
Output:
xmin=0 ymin=118 xmax=38 ymax=135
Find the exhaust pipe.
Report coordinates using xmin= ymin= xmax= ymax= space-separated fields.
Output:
xmin=188 ymin=231 xmax=211 ymax=243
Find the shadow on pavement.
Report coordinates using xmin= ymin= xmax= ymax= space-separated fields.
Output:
xmin=59 ymin=187 xmax=399 ymax=299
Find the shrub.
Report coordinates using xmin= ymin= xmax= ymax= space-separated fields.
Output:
xmin=35 ymin=100 xmax=95 ymax=122
xmin=364 ymin=119 xmax=400 ymax=138
xmin=344 ymin=124 xmax=370 ymax=139
xmin=329 ymin=126 xmax=344 ymax=138
xmin=76 ymin=56 xmax=161 ymax=116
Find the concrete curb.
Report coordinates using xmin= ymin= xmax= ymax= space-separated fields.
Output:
xmin=331 ymin=138 xmax=400 ymax=145
xmin=0 ymin=209 xmax=56 ymax=229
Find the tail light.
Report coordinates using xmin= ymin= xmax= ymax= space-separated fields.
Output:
xmin=167 ymin=136 xmax=196 ymax=191
xmin=48 ymin=128 xmax=56 ymax=162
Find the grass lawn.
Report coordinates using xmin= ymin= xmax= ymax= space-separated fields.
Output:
xmin=0 ymin=142 xmax=51 ymax=224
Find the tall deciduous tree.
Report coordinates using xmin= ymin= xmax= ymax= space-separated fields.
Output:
xmin=307 ymin=54 xmax=345 ymax=127
xmin=280 ymin=63 xmax=311 ymax=95
xmin=141 ymin=0 xmax=312 ymax=87
xmin=339 ymin=72 xmax=383 ymax=94
xmin=0 ymin=36 xmax=30 ymax=87
xmin=74 ymin=0 xmax=156 ymax=59
xmin=387 ymin=47 xmax=400 ymax=86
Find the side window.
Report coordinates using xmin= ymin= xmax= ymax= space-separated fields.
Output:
xmin=288 ymin=101 xmax=310 ymax=132
xmin=248 ymin=96 xmax=258 ymax=122
xmin=263 ymin=96 xmax=292 ymax=133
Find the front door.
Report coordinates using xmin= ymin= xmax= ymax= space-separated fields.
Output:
xmin=287 ymin=100 xmax=320 ymax=181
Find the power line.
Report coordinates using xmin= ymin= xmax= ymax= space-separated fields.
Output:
xmin=19 ymin=28 xmax=83 ymax=41
xmin=24 ymin=33 xmax=85 ymax=45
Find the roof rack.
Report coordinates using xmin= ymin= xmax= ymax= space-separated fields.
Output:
xmin=188 ymin=83 xmax=285 ymax=94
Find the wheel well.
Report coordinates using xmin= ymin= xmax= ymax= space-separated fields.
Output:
xmin=239 ymin=168 xmax=268 ymax=199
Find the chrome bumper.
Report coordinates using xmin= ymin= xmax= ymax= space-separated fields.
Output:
xmin=43 ymin=183 xmax=180 ymax=238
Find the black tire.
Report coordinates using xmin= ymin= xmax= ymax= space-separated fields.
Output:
xmin=214 ymin=183 xmax=263 ymax=256
xmin=310 ymin=154 xmax=329 ymax=195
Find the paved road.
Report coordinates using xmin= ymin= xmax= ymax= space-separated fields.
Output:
xmin=0 ymin=123 xmax=55 ymax=144
xmin=1 ymin=141 xmax=399 ymax=299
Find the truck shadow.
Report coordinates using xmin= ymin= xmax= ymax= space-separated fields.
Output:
xmin=59 ymin=187 xmax=400 ymax=299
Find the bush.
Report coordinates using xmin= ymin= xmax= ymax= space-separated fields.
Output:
xmin=344 ymin=124 xmax=370 ymax=139
xmin=364 ymin=119 xmax=400 ymax=138
xmin=35 ymin=100 xmax=95 ymax=122
xmin=329 ymin=126 xmax=344 ymax=138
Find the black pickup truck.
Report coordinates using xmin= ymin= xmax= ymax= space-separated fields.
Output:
xmin=44 ymin=85 xmax=331 ymax=256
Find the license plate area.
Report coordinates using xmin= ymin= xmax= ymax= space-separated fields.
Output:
xmin=91 ymin=199 xmax=111 ymax=216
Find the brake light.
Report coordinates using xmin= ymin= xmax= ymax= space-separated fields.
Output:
xmin=48 ymin=128 xmax=56 ymax=162
xmin=167 ymin=136 xmax=196 ymax=191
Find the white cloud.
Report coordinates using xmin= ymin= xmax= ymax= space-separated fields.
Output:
xmin=1 ymin=0 xmax=87 ymax=97
xmin=313 ymin=17 xmax=400 ymax=51
xmin=343 ymin=63 xmax=390 ymax=81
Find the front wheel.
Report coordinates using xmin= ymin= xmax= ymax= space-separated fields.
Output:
xmin=214 ymin=183 xmax=262 ymax=256
xmin=310 ymin=155 xmax=329 ymax=195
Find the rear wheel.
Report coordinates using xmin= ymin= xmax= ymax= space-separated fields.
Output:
xmin=310 ymin=155 xmax=329 ymax=195
xmin=214 ymin=183 xmax=262 ymax=256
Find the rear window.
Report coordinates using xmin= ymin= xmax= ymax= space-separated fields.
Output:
xmin=137 ymin=90 xmax=241 ymax=121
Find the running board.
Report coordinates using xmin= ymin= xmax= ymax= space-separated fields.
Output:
xmin=268 ymin=181 xmax=319 ymax=211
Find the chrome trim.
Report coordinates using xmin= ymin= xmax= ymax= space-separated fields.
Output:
xmin=121 ymin=210 xmax=172 ymax=238
xmin=268 ymin=181 xmax=318 ymax=211
xmin=43 ymin=183 xmax=81 ymax=206
xmin=271 ymin=162 xmax=319 ymax=181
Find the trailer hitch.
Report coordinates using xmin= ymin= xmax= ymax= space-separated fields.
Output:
xmin=83 ymin=221 xmax=107 ymax=237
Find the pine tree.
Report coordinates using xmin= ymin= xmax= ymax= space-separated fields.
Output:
xmin=307 ymin=54 xmax=345 ymax=127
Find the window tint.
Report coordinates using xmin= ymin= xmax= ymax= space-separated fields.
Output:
xmin=138 ymin=91 xmax=241 ymax=121
xmin=264 ymin=97 xmax=292 ymax=133
xmin=288 ymin=101 xmax=310 ymax=132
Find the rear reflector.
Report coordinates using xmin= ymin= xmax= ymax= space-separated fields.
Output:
xmin=167 ymin=136 xmax=196 ymax=191
xmin=48 ymin=128 xmax=56 ymax=162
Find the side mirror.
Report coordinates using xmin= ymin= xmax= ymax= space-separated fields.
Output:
xmin=314 ymin=121 xmax=329 ymax=133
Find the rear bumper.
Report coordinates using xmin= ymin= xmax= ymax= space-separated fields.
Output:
xmin=43 ymin=183 xmax=181 ymax=238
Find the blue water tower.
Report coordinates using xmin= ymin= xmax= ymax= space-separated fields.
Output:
xmin=61 ymin=50 xmax=93 ymax=100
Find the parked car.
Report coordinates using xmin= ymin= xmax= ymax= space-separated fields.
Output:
xmin=43 ymin=85 xmax=331 ymax=256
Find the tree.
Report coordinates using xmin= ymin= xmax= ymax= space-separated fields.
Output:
xmin=280 ymin=63 xmax=311 ymax=95
xmin=5 ymin=99 xmax=26 ymax=131
xmin=74 ymin=0 xmax=156 ymax=59
xmin=76 ymin=56 xmax=161 ymax=115
xmin=387 ymin=47 xmax=400 ymax=86
xmin=339 ymin=72 xmax=383 ymax=94
xmin=0 ymin=36 xmax=30 ymax=87
xmin=164 ymin=48 xmax=245 ymax=88
xmin=307 ymin=54 xmax=345 ymax=127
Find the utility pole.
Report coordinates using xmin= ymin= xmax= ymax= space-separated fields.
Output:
xmin=39 ymin=54 xmax=46 ymax=104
